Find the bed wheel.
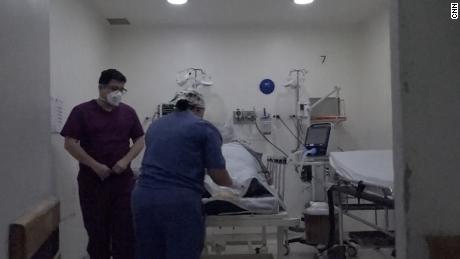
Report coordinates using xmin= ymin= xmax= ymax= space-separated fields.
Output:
xmin=347 ymin=245 xmax=358 ymax=258
xmin=345 ymin=241 xmax=359 ymax=258
xmin=326 ymin=245 xmax=347 ymax=259
xmin=284 ymin=242 xmax=290 ymax=255
xmin=255 ymin=246 xmax=268 ymax=254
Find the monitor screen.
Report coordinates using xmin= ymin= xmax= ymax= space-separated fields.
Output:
xmin=305 ymin=127 xmax=330 ymax=146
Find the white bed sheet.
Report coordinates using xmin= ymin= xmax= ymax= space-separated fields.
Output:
xmin=204 ymin=142 xmax=284 ymax=214
xmin=329 ymin=150 xmax=394 ymax=190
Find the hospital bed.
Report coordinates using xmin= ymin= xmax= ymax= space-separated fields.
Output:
xmin=325 ymin=150 xmax=395 ymax=258
xmin=205 ymin=213 xmax=299 ymax=259
xmin=203 ymin=143 xmax=299 ymax=259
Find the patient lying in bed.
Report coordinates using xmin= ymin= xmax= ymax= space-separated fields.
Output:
xmin=203 ymin=141 xmax=285 ymax=215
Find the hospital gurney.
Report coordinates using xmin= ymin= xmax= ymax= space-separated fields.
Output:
xmin=324 ymin=150 xmax=395 ymax=258
xmin=204 ymin=152 xmax=299 ymax=259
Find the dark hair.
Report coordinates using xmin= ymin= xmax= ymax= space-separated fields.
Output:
xmin=98 ymin=69 xmax=126 ymax=85
xmin=175 ymin=99 xmax=190 ymax=111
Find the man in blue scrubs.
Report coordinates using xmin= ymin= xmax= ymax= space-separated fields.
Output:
xmin=132 ymin=89 xmax=233 ymax=259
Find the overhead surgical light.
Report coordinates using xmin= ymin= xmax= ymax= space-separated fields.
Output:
xmin=294 ymin=0 xmax=314 ymax=5
xmin=167 ymin=0 xmax=187 ymax=5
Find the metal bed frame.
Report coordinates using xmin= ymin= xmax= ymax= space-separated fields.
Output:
xmin=324 ymin=171 xmax=395 ymax=258
xmin=204 ymin=156 xmax=300 ymax=259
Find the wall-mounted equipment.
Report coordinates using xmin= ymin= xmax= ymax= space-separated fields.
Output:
xmin=259 ymin=108 xmax=272 ymax=135
xmin=233 ymin=109 xmax=256 ymax=124
xmin=157 ymin=103 xmax=175 ymax=117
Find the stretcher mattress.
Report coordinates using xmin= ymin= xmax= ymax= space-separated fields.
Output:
xmin=329 ymin=150 xmax=394 ymax=190
xmin=203 ymin=142 xmax=285 ymax=215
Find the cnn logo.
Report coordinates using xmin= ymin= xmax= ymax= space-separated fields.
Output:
xmin=452 ymin=3 xmax=459 ymax=19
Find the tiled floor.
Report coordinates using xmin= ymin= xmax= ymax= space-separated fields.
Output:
xmin=213 ymin=239 xmax=394 ymax=259
xmin=61 ymin=216 xmax=394 ymax=259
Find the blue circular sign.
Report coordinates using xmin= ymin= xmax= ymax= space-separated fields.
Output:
xmin=259 ymin=79 xmax=275 ymax=95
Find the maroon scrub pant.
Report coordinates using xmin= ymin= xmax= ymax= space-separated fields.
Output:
xmin=78 ymin=170 xmax=135 ymax=259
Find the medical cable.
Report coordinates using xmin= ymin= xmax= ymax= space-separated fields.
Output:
xmin=254 ymin=120 xmax=289 ymax=158
xmin=292 ymin=116 xmax=307 ymax=138
xmin=278 ymin=117 xmax=305 ymax=145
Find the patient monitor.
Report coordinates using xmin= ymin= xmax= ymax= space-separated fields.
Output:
xmin=304 ymin=123 xmax=333 ymax=157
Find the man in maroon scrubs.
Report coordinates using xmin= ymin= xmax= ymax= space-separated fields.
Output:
xmin=61 ymin=69 xmax=144 ymax=259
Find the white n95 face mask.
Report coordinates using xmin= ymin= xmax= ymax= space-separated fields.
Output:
xmin=107 ymin=91 xmax=122 ymax=106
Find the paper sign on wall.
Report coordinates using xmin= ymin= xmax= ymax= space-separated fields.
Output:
xmin=50 ymin=97 xmax=64 ymax=134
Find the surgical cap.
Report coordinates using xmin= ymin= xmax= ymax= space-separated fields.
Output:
xmin=171 ymin=89 xmax=205 ymax=109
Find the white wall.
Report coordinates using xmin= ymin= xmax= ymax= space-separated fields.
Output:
xmin=0 ymin=0 xmax=52 ymax=257
xmin=340 ymin=7 xmax=394 ymax=232
xmin=49 ymin=3 xmax=391 ymax=256
xmin=0 ymin=1 xmax=392 ymax=257
xmin=50 ymin=0 xmax=110 ymax=258
xmin=110 ymin=25 xmax=361 ymax=217
xmin=110 ymin=24 xmax=364 ymax=152
xmin=110 ymin=20 xmax=391 ymax=217
xmin=392 ymin=1 xmax=460 ymax=258
xmin=354 ymin=8 xmax=392 ymax=150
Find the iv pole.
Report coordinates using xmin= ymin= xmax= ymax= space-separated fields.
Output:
xmin=285 ymin=69 xmax=308 ymax=150
xmin=284 ymin=69 xmax=342 ymax=151
xmin=176 ymin=67 xmax=212 ymax=89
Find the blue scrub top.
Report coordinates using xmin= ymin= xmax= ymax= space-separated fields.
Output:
xmin=138 ymin=111 xmax=226 ymax=195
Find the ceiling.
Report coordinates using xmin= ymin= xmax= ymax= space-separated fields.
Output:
xmin=92 ymin=0 xmax=389 ymax=27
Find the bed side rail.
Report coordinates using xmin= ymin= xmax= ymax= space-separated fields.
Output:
xmin=266 ymin=156 xmax=287 ymax=202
